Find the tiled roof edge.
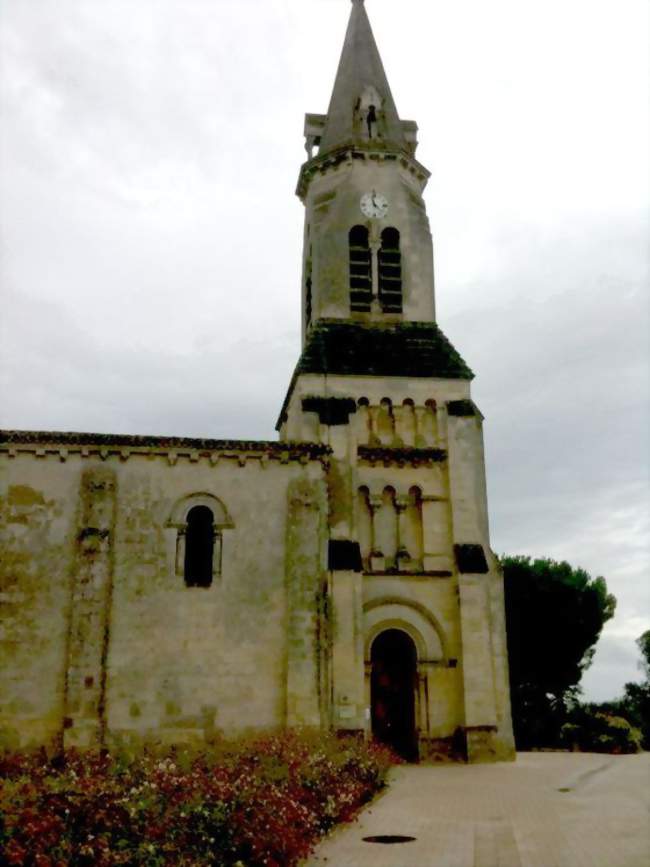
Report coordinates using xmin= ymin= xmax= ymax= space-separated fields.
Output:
xmin=0 ymin=430 xmax=330 ymax=457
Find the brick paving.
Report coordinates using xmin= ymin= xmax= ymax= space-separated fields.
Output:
xmin=304 ymin=753 xmax=650 ymax=867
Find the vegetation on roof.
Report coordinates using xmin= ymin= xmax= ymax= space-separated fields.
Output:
xmin=297 ymin=320 xmax=474 ymax=380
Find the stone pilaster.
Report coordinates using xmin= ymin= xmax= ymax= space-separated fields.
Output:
xmin=331 ymin=568 xmax=365 ymax=731
xmin=64 ymin=466 xmax=117 ymax=749
xmin=422 ymin=496 xmax=453 ymax=572
xmin=285 ymin=477 xmax=328 ymax=727
xmin=446 ymin=409 xmax=515 ymax=761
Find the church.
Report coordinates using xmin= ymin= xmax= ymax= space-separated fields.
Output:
xmin=0 ymin=0 xmax=515 ymax=763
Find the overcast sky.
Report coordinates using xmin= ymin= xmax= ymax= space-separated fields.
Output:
xmin=1 ymin=0 xmax=648 ymax=702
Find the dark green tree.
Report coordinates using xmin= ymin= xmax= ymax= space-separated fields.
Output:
xmin=635 ymin=630 xmax=650 ymax=679
xmin=620 ymin=631 xmax=650 ymax=748
xmin=500 ymin=555 xmax=616 ymax=748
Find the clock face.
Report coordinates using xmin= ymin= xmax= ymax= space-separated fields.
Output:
xmin=360 ymin=191 xmax=388 ymax=219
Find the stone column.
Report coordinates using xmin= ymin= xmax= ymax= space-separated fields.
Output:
xmin=367 ymin=405 xmax=380 ymax=444
xmin=64 ymin=466 xmax=117 ymax=749
xmin=436 ymin=403 xmax=448 ymax=444
xmin=354 ymin=402 xmax=372 ymax=444
xmin=375 ymin=400 xmax=394 ymax=445
xmin=175 ymin=526 xmax=186 ymax=576
xmin=368 ymin=493 xmax=384 ymax=572
xmin=395 ymin=495 xmax=411 ymax=570
xmin=394 ymin=402 xmax=416 ymax=446
xmin=331 ymin=569 xmax=365 ymax=731
xmin=285 ymin=477 xmax=327 ymax=727
xmin=414 ymin=406 xmax=430 ymax=446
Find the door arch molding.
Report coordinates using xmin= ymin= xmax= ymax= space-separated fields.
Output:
xmin=363 ymin=596 xmax=447 ymax=662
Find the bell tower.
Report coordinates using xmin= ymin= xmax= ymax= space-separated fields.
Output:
xmin=298 ymin=0 xmax=435 ymax=339
xmin=280 ymin=0 xmax=515 ymax=763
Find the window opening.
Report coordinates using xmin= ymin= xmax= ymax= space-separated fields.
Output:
xmin=305 ymin=251 xmax=313 ymax=327
xmin=349 ymin=225 xmax=372 ymax=312
xmin=184 ymin=506 xmax=215 ymax=587
xmin=378 ymin=227 xmax=402 ymax=313
xmin=367 ymin=104 xmax=377 ymax=138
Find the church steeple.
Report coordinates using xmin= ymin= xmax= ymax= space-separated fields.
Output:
xmin=318 ymin=0 xmax=407 ymax=155
xmin=296 ymin=0 xmax=437 ymax=343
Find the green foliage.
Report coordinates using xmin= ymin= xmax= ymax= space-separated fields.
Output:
xmin=501 ymin=555 xmax=616 ymax=749
xmin=561 ymin=708 xmax=642 ymax=754
xmin=613 ymin=631 xmax=650 ymax=749
xmin=558 ymin=630 xmax=650 ymax=752
xmin=620 ymin=680 xmax=650 ymax=749
xmin=0 ymin=731 xmax=395 ymax=867
xmin=635 ymin=629 xmax=650 ymax=680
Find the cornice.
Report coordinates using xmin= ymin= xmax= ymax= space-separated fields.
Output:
xmin=0 ymin=430 xmax=330 ymax=466
xmin=296 ymin=143 xmax=430 ymax=201
xmin=357 ymin=445 xmax=447 ymax=466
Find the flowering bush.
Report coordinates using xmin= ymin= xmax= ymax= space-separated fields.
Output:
xmin=0 ymin=731 xmax=394 ymax=866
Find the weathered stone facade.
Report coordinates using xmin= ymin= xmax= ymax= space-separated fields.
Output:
xmin=0 ymin=0 xmax=515 ymax=762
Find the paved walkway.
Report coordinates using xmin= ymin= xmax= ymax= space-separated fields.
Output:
xmin=304 ymin=752 xmax=650 ymax=867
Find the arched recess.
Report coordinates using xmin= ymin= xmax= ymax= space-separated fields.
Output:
xmin=168 ymin=492 xmax=234 ymax=529
xmin=363 ymin=596 xmax=447 ymax=663
xmin=167 ymin=493 xmax=234 ymax=584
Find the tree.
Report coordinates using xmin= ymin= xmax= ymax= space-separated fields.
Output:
xmin=620 ymin=631 xmax=650 ymax=748
xmin=635 ymin=629 xmax=650 ymax=680
xmin=500 ymin=555 xmax=616 ymax=748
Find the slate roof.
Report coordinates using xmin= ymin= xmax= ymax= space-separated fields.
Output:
xmin=297 ymin=320 xmax=473 ymax=379
xmin=276 ymin=319 xmax=473 ymax=429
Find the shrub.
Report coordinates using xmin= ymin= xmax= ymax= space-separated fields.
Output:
xmin=0 ymin=731 xmax=395 ymax=866
xmin=561 ymin=709 xmax=642 ymax=754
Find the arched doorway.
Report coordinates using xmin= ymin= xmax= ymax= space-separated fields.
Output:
xmin=370 ymin=629 xmax=418 ymax=761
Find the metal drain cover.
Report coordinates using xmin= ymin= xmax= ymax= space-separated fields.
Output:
xmin=363 ymin=835 xmax=416 ymax=844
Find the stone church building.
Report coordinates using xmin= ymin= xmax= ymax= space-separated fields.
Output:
xmin=0 ymin=0 xmax=515 ymax=762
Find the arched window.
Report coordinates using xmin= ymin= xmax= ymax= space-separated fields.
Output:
xmin=184 ymin=506 xmax=215 ymax=587
xmin=349 ymin=225 xmax=372 ymax=312
xmin=168 ymin=493 xmax=234 ymax=588
xmin=378 ymin=227 xmax=402 ymax=313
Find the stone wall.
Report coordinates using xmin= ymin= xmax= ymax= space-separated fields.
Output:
xmin=0 ymin=435 xmax=328 ymax=750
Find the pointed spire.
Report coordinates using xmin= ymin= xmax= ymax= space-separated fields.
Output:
xmin=318 ymin=0 xmax=407 ymax=154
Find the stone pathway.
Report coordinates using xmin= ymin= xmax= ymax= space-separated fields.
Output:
xmin=304 ymin=752 xmax=650 ymax=867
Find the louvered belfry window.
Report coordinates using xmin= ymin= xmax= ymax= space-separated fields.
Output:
xmin=378 ymin=227 xmax=402 ymax=313
xmin=349 ymin=225 xmax=372 ymax=312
